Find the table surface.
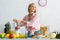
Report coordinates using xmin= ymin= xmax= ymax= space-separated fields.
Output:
xmin=0 ymin=38 xmax=60 ymax=40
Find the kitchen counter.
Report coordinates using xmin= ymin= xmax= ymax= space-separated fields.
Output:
xmin=0 ymin=38 xmax=60 ymax=40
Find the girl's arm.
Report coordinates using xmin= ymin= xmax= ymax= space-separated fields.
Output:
xmin=26 ymin=15 xmax=37 ymax=26
xmin=13 ymin=18 xmax=22 ymax=26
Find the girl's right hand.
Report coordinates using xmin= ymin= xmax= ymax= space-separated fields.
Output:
xmin=13 ymin=18 xmax=21 ymax=23
xmin=13 ymin=18 xmax=18 ymax=23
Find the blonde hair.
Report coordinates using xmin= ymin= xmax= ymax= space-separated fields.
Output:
xmin=28 ymin=3 xmax=36 ymax=13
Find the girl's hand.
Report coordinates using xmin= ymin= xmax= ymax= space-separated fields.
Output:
xmin=13 ymin=19 xmax=27 ymax=26
xmin=21 ymin=20 xmax=26 ymax=23
xmin=13 ymin=18 xmax=18 ymax=23
xmin=21 ymin=20 xmax=27 ymax=26
xmin=13 ymin=19 xmax=21 ymax=23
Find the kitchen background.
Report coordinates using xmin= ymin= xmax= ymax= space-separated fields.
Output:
xmin=0 ymin=0 xmax=60 ymax=34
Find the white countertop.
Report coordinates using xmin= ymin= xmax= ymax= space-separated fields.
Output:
xmin=0 ymin=38 xmax=60 ymax=40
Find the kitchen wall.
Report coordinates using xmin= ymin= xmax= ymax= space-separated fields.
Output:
xmin=0 ymin=0 xmax=60 ymax=33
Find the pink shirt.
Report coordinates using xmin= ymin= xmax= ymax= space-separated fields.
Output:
xmin=18 ymin=13 xmax=40 ymax=35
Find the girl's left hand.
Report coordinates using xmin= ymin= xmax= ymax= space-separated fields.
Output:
xmin=21 ymin=20 xmax=27 ymax=25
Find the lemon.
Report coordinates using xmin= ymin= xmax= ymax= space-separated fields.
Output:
xmin=16 ymin=34 xmax=20 ymax=38
xmin=5 ymin=34 xmax=9 ymax=38
xmin=13 ymin=34 xmax=16 ymax=38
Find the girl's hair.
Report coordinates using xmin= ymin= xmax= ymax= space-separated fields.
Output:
xmin=28 ymin=3 xmax=36 ymax=13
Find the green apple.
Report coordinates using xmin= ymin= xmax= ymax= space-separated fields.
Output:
xmin=0 ymin=33 xmax=5 ymax=38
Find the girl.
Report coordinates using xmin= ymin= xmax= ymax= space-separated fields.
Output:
xmin=13 ymin=3 xmax=40 ymax=37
